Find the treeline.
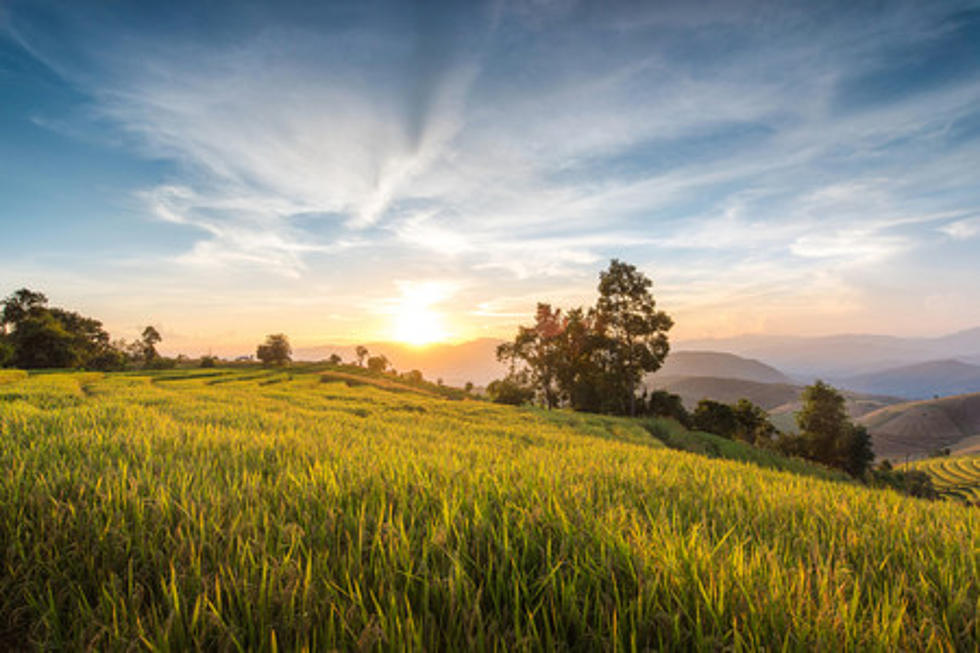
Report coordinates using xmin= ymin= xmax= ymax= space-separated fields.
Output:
xmin=0 ymin=289 xmax=171 ymax=371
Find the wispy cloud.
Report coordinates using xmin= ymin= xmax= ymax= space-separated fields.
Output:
xmin=3 ymin=0 xmax=980 ymax=341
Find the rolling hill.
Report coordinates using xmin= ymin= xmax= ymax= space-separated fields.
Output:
xmin=858 ymin=392 xmax=980 ymax=460
xmin=0 ymin=368 xmax=976 ymax=649
xmin=655 ymin=351 xmax=792 ymax=384
xmin=841 ymin=359 xmax=980 ymax=399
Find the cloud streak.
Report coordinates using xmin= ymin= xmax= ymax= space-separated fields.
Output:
xmin=3 ymin=0 xmax=980 ymax=341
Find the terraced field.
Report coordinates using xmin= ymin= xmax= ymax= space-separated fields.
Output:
xmin=913 ymin=455 xmax=980 ymax=506
xmin=0 ymin=368 xmax=977 ymax=650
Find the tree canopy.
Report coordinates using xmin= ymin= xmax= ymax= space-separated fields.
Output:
xmin=495 ymin=260 xmax=672 ymax=415
xmin=257 ymin=334 xmax=292 ymax=366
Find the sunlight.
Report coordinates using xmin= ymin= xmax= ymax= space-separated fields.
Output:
xmin=389 ymin=281 xmax=453 ymax=346
xmin=393 ymin=306 xmax=448 ymax=346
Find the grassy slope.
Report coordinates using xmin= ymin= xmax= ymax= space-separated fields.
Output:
xmin=912 ymin=455 xmax=980 ymax=506
xmin=0 ymin=369 xmax=976 ymax=650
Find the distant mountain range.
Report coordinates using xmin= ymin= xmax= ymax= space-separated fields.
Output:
xmin=841 ymin=360 xmax=980 ymax=400
xmin=676 ymin=327 xmax=980 ymax=380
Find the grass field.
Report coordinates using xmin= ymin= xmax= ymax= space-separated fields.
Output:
xmin=0 ymin=368 xmax=977 ymax=650
xmin=913 ymin=455 xmax=980 ymax=506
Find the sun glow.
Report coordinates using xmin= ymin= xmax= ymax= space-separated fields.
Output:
xmin=389 ymin=281 xmax=454 ymax=346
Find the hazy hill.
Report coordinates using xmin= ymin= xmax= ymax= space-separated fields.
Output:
xmin=656 ymin=351 xmax=792 ymax=384
xmin=842 ymin=359 xmax=980 ymax=399
xmin=647 ymin=375 xmax=898 ymax=419
xmin=293 ymin=338 xmax=507 ymax=386
xmin=858 ymin=392 xmax=980 ymax=459
xmin=677 ymin=327 xmax=980 ymax=379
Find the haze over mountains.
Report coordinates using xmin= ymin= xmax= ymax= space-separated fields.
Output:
xmin=677 ymin=327 xmax=980 ymax=380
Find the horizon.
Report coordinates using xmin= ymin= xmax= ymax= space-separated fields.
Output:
xmin=3 ymin=1 xmax=980 ymax=354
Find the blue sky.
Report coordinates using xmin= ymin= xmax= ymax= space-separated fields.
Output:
xmin=1 ymin=0 xmax=979 ymax=353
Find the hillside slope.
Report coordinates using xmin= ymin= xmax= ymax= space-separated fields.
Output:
xmin=858 ymin=392 xmax=980 ymax=459
xmin=656 ymin=351 xmax=792 ymax=384
xmin=0 ymin=369 xmax=975 ymax=650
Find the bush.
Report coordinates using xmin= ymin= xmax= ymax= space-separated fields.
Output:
xmin=691 ymin=400 xmax=737 ymax=439
xmin=487 ymin=375 xmax=535 ymax=406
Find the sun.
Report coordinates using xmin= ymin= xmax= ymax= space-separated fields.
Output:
xmin=393 ymin=306 xmax=448 ymax=346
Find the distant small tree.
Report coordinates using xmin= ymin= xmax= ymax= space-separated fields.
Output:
xmin=200 ymin=355 xmax=218 ymax=368
xmin=404 ymin=369 xmax=424 ymax=384
xmin=355 ymin=345 xmax=369 ymax=367
xmin=366 ymin=354 xmax=389 ymax=373
xmin=464 ymin=381 xmax=474 ymax=394
xmin=140 ymin=326 xmax=162 ymax=362
xmin=691 ymin=399 xmax=737 ymax=439
xmin=327 ymin=353 xmax=343 ymax=365
xmin=257 ymin=333 xmax=291 ymax=366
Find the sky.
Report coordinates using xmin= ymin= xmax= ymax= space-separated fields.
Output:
xmin=1 ymin=0 xmax=979 ymax=355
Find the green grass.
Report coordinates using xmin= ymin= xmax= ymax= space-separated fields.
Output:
xmin=913 ymin=455 xmax=980 ymax=506
xmin=0 ymin=368 xmax=977 ymax=650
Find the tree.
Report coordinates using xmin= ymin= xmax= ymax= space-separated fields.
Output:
xmin=496 ymin=303 xmax=566 ymax=409
xmin=487 ymin=373 xmax=535 ymax=405
xmin=257 ymin=333 xmax=291 ymax=366
xmin=595 ymin=260 xmax=673 ymax=415
xmin=1 ymin=288 xmax=47 ymax=332
xmin=140 ymin=326 xmax=162 ymax=362
xmin=200 ymin=355 xmax=218 ymax=368
xmin=691 ymin=400 xmax=737 ymax=439
xmin=403 ymin=369 xmax=424 ymax=384
xmin=327 ymin=353 xmax=343 ymax=365
xmin=355 ymin=345 xmax=369 ymax=367
xmin=732 ymin=398 xmax=776 ymax=444
xmin=646 ymin=390 xmax=690 ymax=426
xmin=366 ymin=354 xmax=389 ymax=373
xmin=796 ymin=380 xmax=874 ymax=477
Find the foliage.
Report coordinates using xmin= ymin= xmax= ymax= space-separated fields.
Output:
xmin=327 ymin=353 xmax=343 ymax=365
xmin=869 ymin=463 xmax=939 ymax=500
xmin=0 ymin=369 xmax=975 ymax=650
xmin=732 ymin=398 xmax=776 ymax=444
xmin=644 ymin=390 xmax=690 ymax=426
xmin=355 ymin=345 xmax=368 ymax=366
xmin=691 ymin=399 xmax=737 ymax=439
xmin=486 ymin=373 xmax=535 ymax=405
xmin=495 ymin=260 xmax=671 ymax=415
xmin=140 ymin=325 xmax=162 ymax=362
xmin=0 ymin=288 xmax=137 ymax=370
xmin=200 ymin=355 xmax=218 ymax=368
xmin=794 ymin=381 xmax=875 ymax=477
xmin=256 ymin=333 xmax=292 ymax=366
xmin=366 ymin=354 xmax=389 ymax=373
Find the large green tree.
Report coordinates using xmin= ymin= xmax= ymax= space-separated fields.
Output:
xmin=494 ymin=260 xmax=672 ymax=415
xmin=1 ymin=288 xmax=123 ymax=370
xmin=595 ymin=260 xmax=673 ymax=415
